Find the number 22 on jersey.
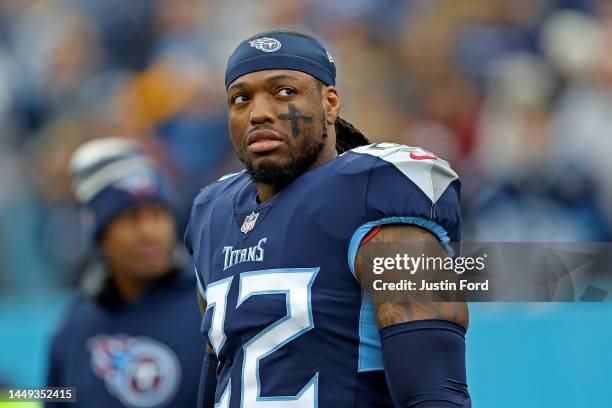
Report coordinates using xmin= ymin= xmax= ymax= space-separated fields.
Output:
xmin=205 ymin=268 xmax=319 ymax=408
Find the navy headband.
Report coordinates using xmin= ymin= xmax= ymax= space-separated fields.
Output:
xmin=225 ymin=32 xmax=336 ymax=89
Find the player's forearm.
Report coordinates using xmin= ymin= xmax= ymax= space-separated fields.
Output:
xmin=356 ymin=225 xmax=471 ymax=406
xmin=375 ymin=300 xmax=470 ymax=407
xmin=380 ymin=319 xmax=471 ymax=407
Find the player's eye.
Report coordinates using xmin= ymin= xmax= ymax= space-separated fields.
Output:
xmin=231 ymin=94 xmax=249 ymax=105
xmin=276 ymin=87 xmax=296 ymax=97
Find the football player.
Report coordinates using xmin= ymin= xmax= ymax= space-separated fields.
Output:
xmin=186 ymin=29 xmax=470 ymax=407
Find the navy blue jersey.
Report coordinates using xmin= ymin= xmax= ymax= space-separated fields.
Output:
xmin=46 ymin=270 xmax=203 ymax=408
xmin=185 ymin=143 xmax=461 ymax=407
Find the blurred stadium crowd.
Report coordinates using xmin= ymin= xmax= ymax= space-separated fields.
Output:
xmin=1 ymin=0 xmax=612 ymax=389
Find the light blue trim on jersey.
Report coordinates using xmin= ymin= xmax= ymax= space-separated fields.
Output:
xmin=194 ymin=265 xmax=206 ymax=299
xmin=347 ymin=216 xmax=452 ymax=372
xmin=357 ymin=294 xmax=384 ymax=372
xmin=347 ymin=216 xmax=452 ymax=278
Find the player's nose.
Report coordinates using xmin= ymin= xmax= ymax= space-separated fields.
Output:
xmin=249 ymin=95 xmax=275 ymax=124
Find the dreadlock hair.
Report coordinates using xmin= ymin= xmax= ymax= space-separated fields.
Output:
xmin=247 ymin=28 xmax=371 ymax=153
xmin=334 ymin=117 xmax=370 ymax=154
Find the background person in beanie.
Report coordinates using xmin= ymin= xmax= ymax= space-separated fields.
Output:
xmin=45 ymin=138 xmax=202 ymax=408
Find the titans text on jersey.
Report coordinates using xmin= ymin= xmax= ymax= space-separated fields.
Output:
xmin=185 ymin=143 xmax=461 ymax=407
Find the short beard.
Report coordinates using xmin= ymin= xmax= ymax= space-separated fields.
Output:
xmin=242 ymin=121 xmax=328 ymax=189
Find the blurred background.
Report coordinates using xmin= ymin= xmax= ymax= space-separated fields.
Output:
xmin=0 ymin=0 xmax=610 ymax=406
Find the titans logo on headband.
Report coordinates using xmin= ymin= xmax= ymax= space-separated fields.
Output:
xmin=249 ymin=37 xmax=281 ymax=52
xmin=225 ymin=31 xmax=336 ymax=88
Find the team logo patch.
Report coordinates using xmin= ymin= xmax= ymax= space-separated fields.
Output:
xmin=88 ymin=334 xmax=180 ymax=408
xmin=249 ymin=37 xmax=281 ymax=53
xmin=241 ymin=211 xmax=259 ymax=234
xmin=114 ymin=173 xmax=157 ymax=197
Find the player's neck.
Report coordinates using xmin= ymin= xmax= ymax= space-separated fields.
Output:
xmin=256 ymin=139 xmax=338 ymax=203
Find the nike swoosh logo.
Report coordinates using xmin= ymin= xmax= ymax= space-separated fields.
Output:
xmin=409 ymin=152 xmax=437 ymax=160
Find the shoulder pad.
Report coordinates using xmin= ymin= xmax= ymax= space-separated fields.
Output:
xmin=351 ymin=143 xmax=458 ymax=203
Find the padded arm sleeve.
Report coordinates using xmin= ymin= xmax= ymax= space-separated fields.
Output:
xmin=380 ymin=319 xmax=471 ymax=407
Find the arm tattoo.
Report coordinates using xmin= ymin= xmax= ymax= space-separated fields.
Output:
xmin=355 ymin=224 xmax=469 ymax=329
xmin=375 ymin=301 xmax=468 ymax=328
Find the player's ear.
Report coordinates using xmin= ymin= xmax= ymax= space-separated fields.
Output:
xmin=323 ymin=86 xmax=339 ymax=125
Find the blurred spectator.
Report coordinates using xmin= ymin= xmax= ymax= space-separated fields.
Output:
xmin=46 ymin=138 xmax=202 ymax=407
xmin=0 ymin=117 xmax=87 ymax=289
xmin=547 ymin=6 xmax=612 ymax=230
xmin=11 ymin=2 xmax=104 ymax=132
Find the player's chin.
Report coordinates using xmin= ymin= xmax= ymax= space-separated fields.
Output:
xmin=247 ymin=148 xmax=291 ymax=167
xmin=251 ymin=155 xmax=292 ymax=171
